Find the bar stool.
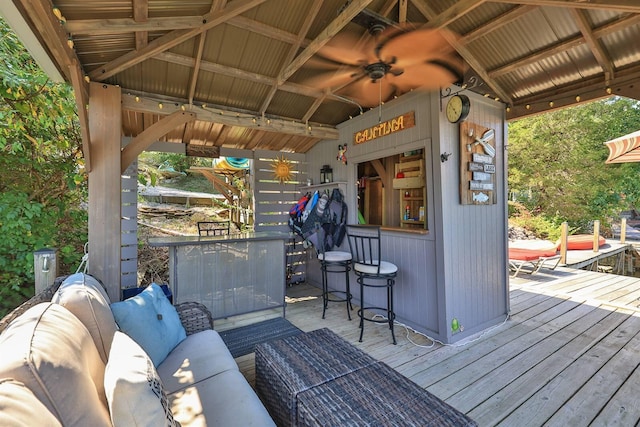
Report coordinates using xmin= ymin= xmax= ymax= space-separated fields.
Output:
xmin=345 ymin=225 xmax=398 ymax=344
xmin=315 ymin=228 xmax=353 ymax=320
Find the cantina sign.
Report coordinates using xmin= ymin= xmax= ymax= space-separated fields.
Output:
xmin=353 ymin=111 xmax=415 ymax=144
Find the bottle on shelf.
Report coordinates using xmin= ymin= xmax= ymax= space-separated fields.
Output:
xmin=404 ymin=205 xmax=410 ymax=220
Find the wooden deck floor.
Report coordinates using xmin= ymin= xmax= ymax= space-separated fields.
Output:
xmin=225 ymin=267 xmax=640 ymax=426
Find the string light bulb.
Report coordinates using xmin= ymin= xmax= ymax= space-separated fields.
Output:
xmin=606 ymin=87 xmax=612 ymax=95
xmin=135 ymin=96 xmax=140 ymax=102
xmin=52 ymin=7 xmax=62 ymax=20
xmin=158 ymin=103 xmax=163 ymax=109
xmin=525 ymin=104 xmax=531 ymax=110
xmin=67 ymin=37 xmax=74 ymax=49
xmin=549 ymin=101 xmax=554 ymax=107
xmin=575 ymin=95 xmax=581 ymax=102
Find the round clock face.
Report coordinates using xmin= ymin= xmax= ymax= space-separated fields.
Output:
xmin=446 ymin=94 xmax=470 ymax=123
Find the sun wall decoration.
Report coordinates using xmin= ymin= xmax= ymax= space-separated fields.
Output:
xmin=271 ymin=155 xmax=294 ymax=184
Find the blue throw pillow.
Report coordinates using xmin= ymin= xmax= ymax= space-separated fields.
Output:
xmin=110 ymin=283 xmax=186 ymax=366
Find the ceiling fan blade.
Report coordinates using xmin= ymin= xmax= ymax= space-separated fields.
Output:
xmin=377 ymin=28 xmax=458 ymax=69
xmin=339 ymin=76 xmax=396 ymax=107
xmin=317 ymin=31 xmax=377 ymax=66
xmin=304 ymin=68 xmax=365 ymax=90
xmin=391 ymin=60 xmax=463 ymax=93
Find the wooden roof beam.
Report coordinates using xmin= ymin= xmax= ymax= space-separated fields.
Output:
xmin=259 ymin=0 xmax=324 ymax=114
xmin=155 ymin=51 xmax=354 ymax=104
xmin=459 ymin=5 xmax=537 ymax=44
xmin=490 ymin=14 xmax=640 ymax=79
xmin=121 ymin=111 xmax=196 ymax=173
xmin=299 ymin=0 xmax=397 ymax=121
xmin=490 ymin=0 xmax=640 ymax=13
xmin=88 ymin=0 xmax=267 ymax=81
xmin=121 ymin=94 xmax=339 ymax=140
xmin=280 ymin=0 xmax=373 ymax=83
xmin=411 ymin=0 xmax=513 ymax=104
xmin=570 ymin=8 xmax=614 ymax=83
xmin=68 ymin=60 xmax=92 ymax=172
xmin=132 ymin=0 xmax=148 ymax=49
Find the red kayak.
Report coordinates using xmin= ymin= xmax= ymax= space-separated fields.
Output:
xmin=557 ymin=234 xmax=606 ymax=250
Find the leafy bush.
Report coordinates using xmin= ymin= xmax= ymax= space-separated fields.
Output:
xmin=0 ymin=19 xmax=88 ymax=318
xmin=508 ymin=201 xmax=566 ymax=241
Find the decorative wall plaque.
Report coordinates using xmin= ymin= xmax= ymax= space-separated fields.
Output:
xmin=460 ymin=122 xmax=497 ymax=205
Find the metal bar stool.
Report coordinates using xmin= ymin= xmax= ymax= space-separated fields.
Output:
xmin=315 ymin=227 xmax=353 ymax=320
xmin=346 ymin=225 xmax=398 ymax=344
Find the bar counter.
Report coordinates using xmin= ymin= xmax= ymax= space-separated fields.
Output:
xmin=149 ymin=232 xmax=289 ymax=319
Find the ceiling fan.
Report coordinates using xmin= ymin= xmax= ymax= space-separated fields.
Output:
xmin=304 ymin=11 xmax=464 ymax=108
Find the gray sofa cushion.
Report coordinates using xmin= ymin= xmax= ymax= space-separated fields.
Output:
xmin=0 ymin=303 xmax=111 ymax=426
xmin=51 ymin=273 xmax=117 ymax=363
xmin=0 ymin=379 xmax=62 ymax=426
xmin=157 ymin=329 xmax=238 ymax=394
xmin=168 ymin=369 xmax=275 ymax=427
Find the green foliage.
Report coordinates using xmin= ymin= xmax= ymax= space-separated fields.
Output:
xmin=0 ymin=19 xmax=87 ymax=317
xmin=508 ymin=202 xmax=568 ymax=241
xmin=508 ymin=97 xmax=640 ymax=234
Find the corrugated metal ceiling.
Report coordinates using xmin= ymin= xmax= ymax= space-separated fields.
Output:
xmin=7 ymin=0 xmax=640 ymax=155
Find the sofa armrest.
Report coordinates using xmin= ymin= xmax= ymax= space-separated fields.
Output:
xmin=0 ymin=276 xmax=67 ymax=335
xmin=175 ymin=301 xmax=213 ymax=335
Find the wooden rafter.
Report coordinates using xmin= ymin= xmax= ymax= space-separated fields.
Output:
xmin=88 ymin=0 xmax=267 ymax=81
xmin=68 ymin=60 xmax=91 ymax=172
xmin=280 ymin=0 xmax=373 ymax=83
xmin=259 ymin=1 xmax=324 ymax=115
xmin=489 ymin=14 xmax=640 ymax=79
xmin=121 ymin=95 xmax=339 ymax=140
xmin=121 ymin=111 xmax=196 ymax=173
xmin=411 ymin=0 xmax=513 ymax=104
xmin=490 ymin=0 xmax=640 ymax=13
xmin=132 ymin=0 xmax=148 ymax=49
xmin=459 ymin=5 xmax=537 ymax=44
xmin=300 ymin=0 xmax=397 ymax=122
xmin=571 ymin=8 xmax=614 ymax=83
xmin=399 ymin=0 xmax=407 ymax=23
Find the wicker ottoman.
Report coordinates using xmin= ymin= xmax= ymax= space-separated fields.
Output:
xmin=297 ymin=362 xmax=478 ymax=426
xmin=255 ymin=328 xmax=378 ymax=426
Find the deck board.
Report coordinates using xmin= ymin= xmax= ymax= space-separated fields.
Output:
xmin=221 ymin=266 xmax=640 ymax=426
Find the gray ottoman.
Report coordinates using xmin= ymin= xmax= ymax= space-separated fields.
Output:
xmin=255 ymin=328 xmax=377 ymax=426
xmin=297 ymin=362 xmax=478 ymax=426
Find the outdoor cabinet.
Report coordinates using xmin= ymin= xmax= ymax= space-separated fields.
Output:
xmin=393 ymin=150 xmax=426 ymax=230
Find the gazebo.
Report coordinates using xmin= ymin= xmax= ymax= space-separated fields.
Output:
xmin=2 ymin=0 xmax=640 ymax=344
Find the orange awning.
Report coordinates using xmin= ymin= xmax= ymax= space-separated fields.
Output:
xmin=604 ymin=130 xmax=640 ymax=164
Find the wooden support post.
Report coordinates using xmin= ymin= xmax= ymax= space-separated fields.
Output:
xmin=34 ymin=248 xmax=57 ymax=294
xmin=559 ymin=222 xmax=569 ymax=264
xmin=621 ymin=218 xmax=627 ymax=244
xmin=88 ymin=82 xmax=122 ymax=303
xmin=593 ymin=220 xmax=600 ymax=252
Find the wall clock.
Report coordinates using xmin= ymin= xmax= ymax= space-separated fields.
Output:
xmin=445 ymin=94 xmax=470 ymax=123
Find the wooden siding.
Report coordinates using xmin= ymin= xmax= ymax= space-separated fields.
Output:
xmin=304 ymin=90 xmax=508 ymax=343
xmin=252 ymin=149 xmax=309 ymax=283
xmin=252 ymin=149 xmax=307 ymax=233
xmin=438 ymin=93 xmax=509 ymax=343
xmin=121 ymin=161 xmax=138 ymax=289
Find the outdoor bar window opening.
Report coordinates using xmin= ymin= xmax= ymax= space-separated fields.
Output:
xmin=356 ymin=148 xmax=427 ymax=231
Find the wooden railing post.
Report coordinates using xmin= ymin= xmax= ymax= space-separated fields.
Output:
xmin=620 ymin=218 xmax=627 ymax=244
xmin=34 ymin=248 xmax=57 ymax=294
xmin=593 ymin=220 xmax=600 ymax=252
xmin=560 ymin=222 xmax=568 ymax=264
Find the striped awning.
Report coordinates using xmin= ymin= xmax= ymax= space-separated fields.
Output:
xmin=604 ymin=130 xmax=640 ymax=164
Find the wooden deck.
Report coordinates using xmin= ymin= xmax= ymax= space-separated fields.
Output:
xmin=222 ymin=267 xmax=640 ymax=426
